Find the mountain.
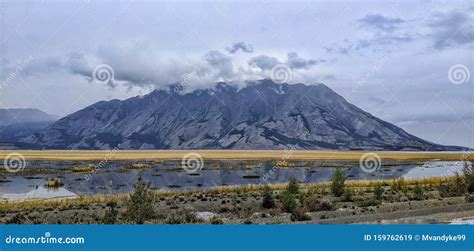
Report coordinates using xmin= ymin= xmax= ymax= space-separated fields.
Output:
xmin=21 ymin=80 xmax=462 ymax=150
xmin=0 ymin=108 xmax=58 ymax=148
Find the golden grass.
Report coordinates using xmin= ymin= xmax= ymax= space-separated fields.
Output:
xmin=127 ymin=163 xmax=152 ymax=169
xmin=275 ymin=160 xmax=295 ymax=168
xmin=45 ymin=177 xmax=63 ymax=188
xmin=0 ymin=150 xmax=471 ymax=161
xmin=64 ymin=165 xmax=96 ymax=173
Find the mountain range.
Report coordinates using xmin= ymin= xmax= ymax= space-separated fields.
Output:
xmin=12 ymin=80 xmax=463 ymax=151
xmin=0 ymin=108 xmax=58 ymax=149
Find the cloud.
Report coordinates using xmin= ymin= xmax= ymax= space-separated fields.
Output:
xmin=204 ymin=50 xmax=234 ymax=79
xmin=65 ymin=53 xmax=93 ymax=79
xmin=226 ymin=42 xmax=254 ymax=54
xmin=287 ymin=52 xmax=323 ymax=69
xmin=327 ymin=13 xmax=413 ymax=54
xmin=248 ymin=55 xmax=280 ymax=70
xmin=248 ymin=53 xmax=323 ymax=71
xmin=427 ymin=9 xmax=474 ymax=50
xmin=358 ymin=14 xmax=405 ymax=32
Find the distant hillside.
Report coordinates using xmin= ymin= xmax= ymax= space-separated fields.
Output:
xmin=0 ymin=108 xmax=58 ymax=148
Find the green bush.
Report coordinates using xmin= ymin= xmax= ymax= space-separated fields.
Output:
xmin=280 ymin=191 xmax=297 ymax=213
xmin=287 ymin=176 xmax=300 ymax=194
xmin=374 ymin=183 xmax=384 ymax=201
xmin=123 ymin=177 xmax=155 ymax=224
xmin=331 ymin=168 xmax=346 ymax=197
xmin=438 ymin=174 xmax=466 ymax=198
xmin=261 ymin=185 xmax=276 ymax=209
xmin=413 ymin=183 xmax=424 ymax=201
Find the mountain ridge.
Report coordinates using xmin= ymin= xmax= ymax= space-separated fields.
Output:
xmin=0 ymin=108 xmax=58 ymax=149
xmin=20 ymin=80 xmax=465 ymax=151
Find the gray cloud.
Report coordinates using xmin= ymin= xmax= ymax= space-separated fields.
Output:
xmin=248 ymin=55 xmax=280 ymax=70
xmin=287 ymin=52 xmax=324 ymax=69
xmin=327 ymin=13 xmax=414 ymax=55
xmin=358 ymin=14 xmax=405 ymax=32
xmin=226 ymin=42 xmax=254 ymax=54
xmin=205 ymin=50 xmax=234 ymax=79
xmin=248 ymin=53 xmax=323 ymax=71
xmin=65 ymin=53 xmax=93 ymax=79
xmin=427 ymin=9 xmax=474 ymax=50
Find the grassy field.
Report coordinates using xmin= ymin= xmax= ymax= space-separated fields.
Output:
xmin=0 ymin=150 xmax=472 ymax=161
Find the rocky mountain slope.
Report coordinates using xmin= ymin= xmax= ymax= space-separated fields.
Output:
xmin=21 ymin=80 xmax=462 ymax=150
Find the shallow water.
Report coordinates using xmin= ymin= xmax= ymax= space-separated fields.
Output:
xmin=0 ymin=160 xmax=465 ymax=200
xmin=403 ymin=161 xmax=466 ymax=180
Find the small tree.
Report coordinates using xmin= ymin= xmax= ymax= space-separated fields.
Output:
xmin=123 ymin=177 xmax=155 ymax=224
xmin=261 ymin=185 xmax=275 ymax=209
xmin=331 ymin=168 xmax=346 ymax=197
xmin=281 ymin=191 xmax=297 ymax=213
xmin=287 ymin=176 xmax=299 ymax=194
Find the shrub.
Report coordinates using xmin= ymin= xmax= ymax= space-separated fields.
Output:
xmin=402 ymin=180 xmax=409 ymax=195
xmin=413 ymin=183 xmax=424 ymax=201
xmin=287 ymin=176 xmax=300 ymax=194
xmin=280 ymin=191 xmax=297 ymax=213
xmin=438 ymin=174 xmax=466 ymax=198
xmin=304 ymin=194 xmax=320 ymax=212
xmin=123 ymin=177 xmax=155 ymax=224
xmin=391 ymin=178 xmax=404 ymax=192
xmin=374 ymin=183 xmax=384 ymax=201
xmin=463 ymin=161 xmax=474 ymax=194
xmin=318 ymin=199 xmax=333 ymax=211
xmin=342 ymin=187 xmax=354 ymax=202
xmin=331 ymin=168 xmax=346 ymax=197
xmin=290 ymin=206 xmax=311 ymax=221
xmin=357 ymin=198 xmax=379 ymax=207
xmin=261 ymin=185 xmax=275 ymax=209
xmin=165 ymin=212 xmax=184 ymax=224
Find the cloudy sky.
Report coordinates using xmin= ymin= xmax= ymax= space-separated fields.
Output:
xmin=0 ymin=0 xmax=473 ymax=148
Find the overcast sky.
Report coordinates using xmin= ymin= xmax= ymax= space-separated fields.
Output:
xmin=0 ymin=0 xmax=473 ymax=148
